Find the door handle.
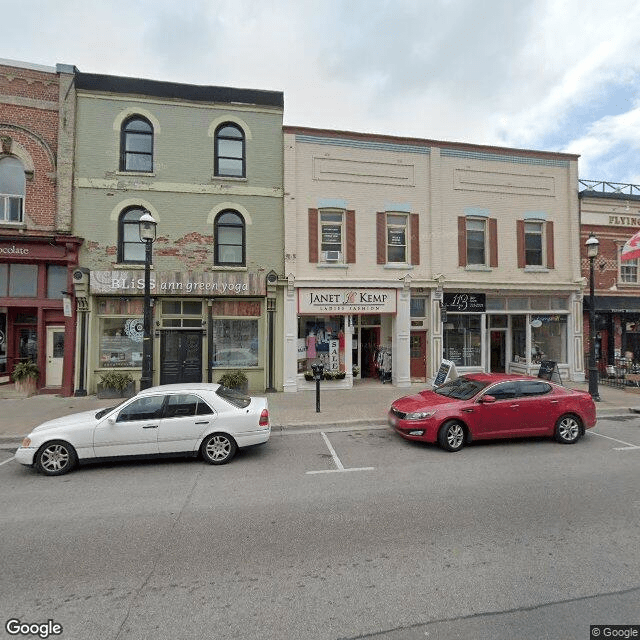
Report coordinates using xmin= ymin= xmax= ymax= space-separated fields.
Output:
xmin=510 ymin=404 xmax=520 ymax=408
xmin=462 ymin=408 xmax=474 ymax=413
xmin=195 ymin=421 xmax=209 ymax=425
xmin=142 ymin=424 xmax=158 ymax=429
xmin=550 ymin=400 xmax=559 ymax=404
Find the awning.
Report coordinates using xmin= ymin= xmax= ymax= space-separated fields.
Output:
xmin=584 ymin=295 xmax=640 ymax=312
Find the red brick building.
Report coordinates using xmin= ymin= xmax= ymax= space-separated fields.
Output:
xmin=580 ymin=180 xmax=640 ymax=371
xmin=0 ymin=60 xmax=81 ymax=395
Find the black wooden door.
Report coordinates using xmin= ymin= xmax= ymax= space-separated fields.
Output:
xmin=160 ymin=330 xmax=203 ymax=385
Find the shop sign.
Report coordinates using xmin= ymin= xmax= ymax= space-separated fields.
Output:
xmin=298 ymin=288 xmax=397 ymax=314
xmin=443 ymin=293 xmax=486 ymax=312
xmin=91 ymin=270 xmax=266 ymax=296
xmin=0 ymin=242 xmax=66 ymax=258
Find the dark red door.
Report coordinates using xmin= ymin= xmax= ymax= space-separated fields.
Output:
xmin=410 ymin=331 xmax=427 ymax=379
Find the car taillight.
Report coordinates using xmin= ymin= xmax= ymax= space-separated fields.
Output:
xmin=259 ymin=408 xmax=269 ymax=426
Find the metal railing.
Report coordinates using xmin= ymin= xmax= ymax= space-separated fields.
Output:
xmin=596 ymin=356 xmax=640 ymax=389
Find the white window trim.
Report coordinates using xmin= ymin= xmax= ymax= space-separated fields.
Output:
xmin=386 ymin=212 xmax=409 ymax=265
xmin=319 ymin=209 xmax=345 ymax=264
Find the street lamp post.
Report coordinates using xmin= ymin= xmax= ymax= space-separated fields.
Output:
xmin=586 ymin=233 xmax=600 ymax=402
xmin=139 ymin=212 xmax=157 ymax=391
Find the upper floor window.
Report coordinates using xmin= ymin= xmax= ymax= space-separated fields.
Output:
xmin=458 ymin=216 xmax=497 ymax=268
xmin=0 ymin=157 xmax=25 ymax=223
xmin=120 ymin=116 xmax=153 ymax=172
xmin=517 ymin=219 xmax=554 ymax=269
xmin=386 ymin=214 xmax=408 ymax=263
xmin=621 ymin=254 xmax=639 ymax=284
xmin=320 ymin=211 xmax=344 ymax=263
xmin=118 ymin=207 xmax=149 ymax=263
xmin=466 ymin=218 xmax=486 ymax=265
xmin=214 ymin=210 xmax=245 ymax=266
xmin=524 ymin=221 xmax=544 ymax=266
xmin=214 ymin=123 xmax=245 ymax=178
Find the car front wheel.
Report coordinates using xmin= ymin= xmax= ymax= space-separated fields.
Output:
xmin=201 ymin=433 xmax=237 ymax=465
xmin=34 ymin=440 xmax=77 ymax=476
xmin=555 ymin=415 xmax=582 ymax=444
xmin=438 ymin=420 xmax=466 ymax=452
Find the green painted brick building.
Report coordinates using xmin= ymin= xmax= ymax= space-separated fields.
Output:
xmin=70 ymin=70 xmax=284 ymax=394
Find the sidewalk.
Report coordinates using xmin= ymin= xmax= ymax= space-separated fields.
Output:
xmin=0 ymin=379 xmax=638 ymax=448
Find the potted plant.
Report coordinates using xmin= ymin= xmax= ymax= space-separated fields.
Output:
xmin=217 ymin=370 xmax=249 ymax=393
xmin=12 ymin=360 xmax=39 ymax=396
xmin=97 ymin=371 xmax=135 ymax=399
xmin=303 ymin=370 xmax=315 ymax=382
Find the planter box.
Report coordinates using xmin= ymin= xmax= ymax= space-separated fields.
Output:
xmin=15 ymin=377 xmax=38 ymax=397
xmin=97 ymin=381 xmax=136 ymax=399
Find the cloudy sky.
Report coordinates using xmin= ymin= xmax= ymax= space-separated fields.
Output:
xmin=5 ymin=0 xmax=640 ymax=183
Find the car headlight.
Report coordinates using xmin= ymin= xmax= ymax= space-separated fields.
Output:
xmin=404 ymin=410 xmax=437 ymax=420
xmin=21 ymin=437 xmax=31 ymax=448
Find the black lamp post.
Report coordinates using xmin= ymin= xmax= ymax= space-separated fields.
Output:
xmin=586 ymin=233 xmax=600 ymax=401
xmin=139 ymin=212 xmax=157 ymax=390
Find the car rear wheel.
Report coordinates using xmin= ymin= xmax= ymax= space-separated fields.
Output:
xmin=201 ymin=433 xmax=237 ymax=465
xmin=438 ymin=420 xmax=466 ymax=452
xmin=34 ymin=440 xmax=77 ymax=476
xmin=555 ymin=414 xmax=582 ymax=444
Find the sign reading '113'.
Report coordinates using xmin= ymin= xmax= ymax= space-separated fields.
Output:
xmin=442 ymin=293 xmax=486 ymax=312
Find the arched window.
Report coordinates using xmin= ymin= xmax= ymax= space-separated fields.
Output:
xmin=214 ymin=210 xmax=245 ymax=266
xmin=214 ymin=123 xmax=245 ymax=177
xmin=118 ymin=207 xmax=149 ymax=263
xmin=120 ymin=116 xmax=153 ymax=172
xmin=0 ymin=156 xmax=25 ymax=222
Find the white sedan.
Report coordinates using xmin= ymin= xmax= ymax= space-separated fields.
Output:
xmin=15 ymin=383 xmax=270 ymax=476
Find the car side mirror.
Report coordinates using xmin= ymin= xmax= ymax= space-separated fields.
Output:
xmin=107 ymin=416 xmax=116 ymax=425
xmin=479 ymin=395 xmax=496 ymax=404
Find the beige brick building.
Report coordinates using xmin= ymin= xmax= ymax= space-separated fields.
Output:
xmin=283 ymin=127 xmax=585 ymax=391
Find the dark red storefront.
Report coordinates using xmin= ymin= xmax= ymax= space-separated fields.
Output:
xmin=0 ymin=236 xmax=82 ymax=396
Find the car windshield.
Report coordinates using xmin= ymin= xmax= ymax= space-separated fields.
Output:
xmin=434 ymin=377 xmax=489 ymax=400
xmin=216 ymin=385 xmax=251 ymax=409
xmin=95 ymin=401 xmax=126 ymax=419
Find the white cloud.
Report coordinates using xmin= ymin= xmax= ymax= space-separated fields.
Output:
xmin=3 ymin=0 xmax=640 ymax=181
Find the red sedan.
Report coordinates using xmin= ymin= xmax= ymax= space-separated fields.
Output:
xmin=389 ymin=373 xmax=597 ymax=452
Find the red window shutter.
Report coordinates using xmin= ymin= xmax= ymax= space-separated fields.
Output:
xmin=489 ymin=218 xmax=498 ymax=268
xmin=546 ymin=221 xmax=554 ymax=269
xmin=346 ymin=210 xmax=356 ymax=263
xmin=376 ymin=212 xmax=386 ymax=264
xmin=308 ymin=208 xmax=318 ymax=263
xmin=458 ymin=217 xmax=467 ymax=267
xmin=517 ymin=220 xmax=525 ymax=268
xmin=410 ymin=214 xmax=420 ymax=265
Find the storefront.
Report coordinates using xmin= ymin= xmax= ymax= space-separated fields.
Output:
xmin=434 ymin=291 xmax=579 ymax=381
xmin=286 ymin=284 xmax=411 ymax=391
xmin=82 ymin=269 xmax=277 ymax=393
xmin=0 ymin=237 xmax=81 ymax=395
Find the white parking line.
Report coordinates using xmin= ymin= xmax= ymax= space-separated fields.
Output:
xmin=305 ymin=431 xmax=375 ymax=475
xmin=589 ymin=431 xmax=640 ymax=450
xmin=0 ymin=456 xmax=15 ymax=466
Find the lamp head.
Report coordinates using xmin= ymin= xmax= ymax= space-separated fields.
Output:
xmin=139 ymin=212 xmax=157 ymax=242
xmin=585 ymin=233 xmax=599 ymax=259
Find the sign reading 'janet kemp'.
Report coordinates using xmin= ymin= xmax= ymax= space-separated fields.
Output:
xmin=298 ymin=288 xmax=397 ymax=314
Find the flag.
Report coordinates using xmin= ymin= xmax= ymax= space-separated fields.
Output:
xmin=621 ymin=229 xmax=640 ymax=261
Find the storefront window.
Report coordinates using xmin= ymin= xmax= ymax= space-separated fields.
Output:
xmin=512 ymin=316 xmax=526 ymax=363
xmin=0 ymin=313 xmax=5 ymax=373
xmin=531 ymin=315 xmax=567 ymax=363
xmin=444 ymin=315 xmax=481 ymax=366
xmin=9 ymin=264 xmax=37 ymax=297
xmin=47 ymin=265 xmax=67 ymax=299
xmin=98 ymin=298 xmax=145 ymax=368
xmin=299 ymin=315 xmax=345 ymax=373
xmin=99 ymin=317 xmax=144 ymax=368
xmin=210 ymin=319 xmax=258 ymax=368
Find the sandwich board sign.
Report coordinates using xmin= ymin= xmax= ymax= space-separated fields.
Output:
xmin=537 ymin=360 xmax=563 ymax=385
xmin=433 ymin=359 xmax=458 ymax=388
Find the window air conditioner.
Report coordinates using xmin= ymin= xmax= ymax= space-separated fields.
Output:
xmin=323 ymin=250 xmax=341 ymax=262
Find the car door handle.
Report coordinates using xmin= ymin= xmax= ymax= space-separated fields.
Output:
xmin=462 ymin=408 xmax=474 ymax=413
xmin=195 ymin=421 xmax=209 ymax=425
xmin=510 ymin=404 xmax=520 ymax=408
xmin=550 ymin=400 xmax=559 ymax=404
xmin=142 ymin=424 xmax=158 ymax=429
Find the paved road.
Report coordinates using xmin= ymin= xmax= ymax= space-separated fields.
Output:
xmin=1 ymin=418 xmax=639 ymax=640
